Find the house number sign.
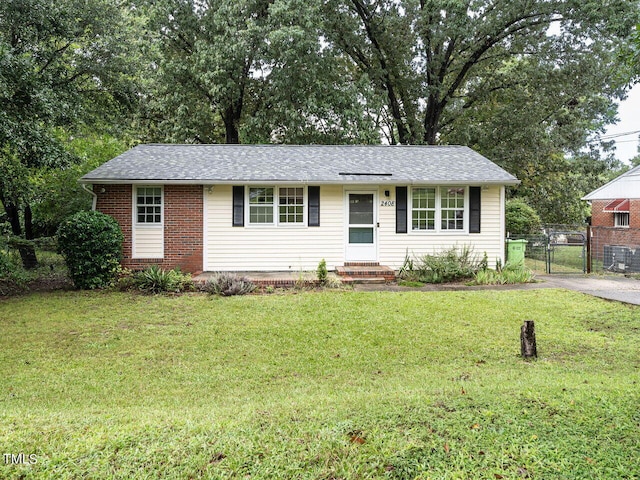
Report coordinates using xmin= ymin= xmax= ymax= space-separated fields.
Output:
xmin=380 ymin=200 xmax=395 ymax=207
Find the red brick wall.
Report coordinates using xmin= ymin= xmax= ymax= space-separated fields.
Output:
xmin=591 ymin=199 xmax=640 ymax=228
xmin=589 ymin=200 xmax=640 ymax=264
xmin=590 ymin=200 xmax=615 ymax=227
xmin=95 ymin=184 xmax=203 ymax=273
xmin=633 ymin=200 xmax=640 ymax=229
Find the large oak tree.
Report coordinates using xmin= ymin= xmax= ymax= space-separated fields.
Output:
xmin=0 ymin=0 xmax=139 ymax=267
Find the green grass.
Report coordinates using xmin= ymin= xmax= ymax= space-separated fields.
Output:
xmin=523 ymin=245 xmax=587 ymax=274
xmin=1 ymin=290 xmax=639 ymax=479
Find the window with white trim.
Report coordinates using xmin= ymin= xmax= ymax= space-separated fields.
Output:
xmin=615 ymin=212 xmax=630 ymax=227
xmin=412 ymin=187 xmax=436 ymax=230
xmin=136 ymin=186 xmax=162 ymax=224
xmin=410 ymin=186 xmax=467 ymax=232
xmin=247 ymin=186 xmax=307 ymax=226
xmin=279 ymin=187 xmax=304 ymax=224
xmin=249 ymin=187 xmax=274 ymax=224
xmin=441 ymin=187 xmax=465 ymax=230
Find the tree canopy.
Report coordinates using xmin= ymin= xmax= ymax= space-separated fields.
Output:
xmin=1 ymin=0 xmax=639 ymax=240
xmin=0 ymin=0 xmax=139 ymax=266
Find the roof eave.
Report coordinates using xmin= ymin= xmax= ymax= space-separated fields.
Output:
xmin=80 ymin=178 xmax=520 ymax=186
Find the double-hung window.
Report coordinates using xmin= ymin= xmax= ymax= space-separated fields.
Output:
xmin=441 ymin=187 xmax=465 ymax=230
xmin=136 ymin=187 xmax=162 ymax=224
xmin=249 ymin=187 xmax=274 ymax=224
xmin=248 ymin=186 xmax=305 ymax=225
xmin=412 ymin=187 xmax=436 ymax=230
xmin=410 ymin=186 xmax=466 ymax=232
xmin=279 ymin=187 xmax=304 ymax=224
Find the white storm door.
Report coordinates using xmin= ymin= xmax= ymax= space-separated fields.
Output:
xmin=345 ymin=191 xmax=377 ymax=262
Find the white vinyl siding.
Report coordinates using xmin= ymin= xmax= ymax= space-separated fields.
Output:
xmin=203 ymin=184 xmax=506 ymax=271
xmin=379 ymin=185 xmax=505 ymax=269
xmin=204 ymin=185 xmax=343 ymax=271
xmin=132 ymin=185 xmax=164 ymax=259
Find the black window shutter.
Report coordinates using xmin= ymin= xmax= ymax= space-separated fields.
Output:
xmin=469 ymin=186 xmax=481 ymax=233
xmin=396 ymin=186 xmax=408 ymax=233
xmin=232 ymin=186 xmax=244 ymax=227
xmin=308 ymin=186 xmax=320 ymax=227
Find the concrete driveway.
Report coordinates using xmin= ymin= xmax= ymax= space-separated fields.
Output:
xmin=532 ymin=274 xmax=640 ymax=305
xmin=354 ymin=273 xmax=640 ymax=306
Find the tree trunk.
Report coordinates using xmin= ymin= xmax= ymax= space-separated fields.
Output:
xmin=520 ymin=320 xmax=537 ymax=359
xmin=4 ymin=202 xmax=22 ymax=236
xmin=2 ymin=200 xmax=38 ymax=269
xmin=223 ymin=106 xmax=240 ymax=144
xmin=423 ymin=94 xmax=443 ymax=145
xmin=18 ymin=242 xmax=38 ymax=270
xmin=24 ymin=204 xmax=34 ymax=240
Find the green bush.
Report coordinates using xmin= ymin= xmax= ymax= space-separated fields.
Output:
xmin=133 ymin=265 xmax=194 ymax=294
xmin=0 ymin=250 xmax=30 ymax=295
xmin=203 ymin=273 xmax=256 ymax=296
xmin=399 ymin=246 xmax=480 ymax=284
xmin=506 ymin=199 xmax=542 ymax=235
xmin=57 ymin=211 xmax=123 ymax=289
xmin=317 ymin=259 xmax=328 ymax=284
xmin=473 ymin=262 xmax=535 ymax=285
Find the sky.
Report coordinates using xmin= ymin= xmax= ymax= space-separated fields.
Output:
xmin=602 ymin=84 xmax=640 ymax=164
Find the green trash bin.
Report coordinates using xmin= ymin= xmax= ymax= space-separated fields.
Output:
xmin=506 ymin=239 xmax=528 ymax=265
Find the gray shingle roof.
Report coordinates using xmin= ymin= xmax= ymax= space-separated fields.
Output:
xmin=80 ymin=144 xmax=519 ymax=185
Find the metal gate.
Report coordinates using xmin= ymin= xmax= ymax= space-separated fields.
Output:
xmin=546 ymin=231 xmax=586 ymax=274
xmin=507 ymin=230 xmax=587 ymax=274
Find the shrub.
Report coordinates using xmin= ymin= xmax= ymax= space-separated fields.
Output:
xmin=133 ymin=265 xmax=194 ymax=294
xmin=203 ymin=273 xmax=255 ymax=296
xmin=317 ymin=259 xmax=328 ymax=284
xmin=473 ymin=263 xmax=535 ymax=285
xmin=57 ymin=211 xmax=123 ymax=289
xmin=0 ymin=251 xmax=30 ymax=296
xmin=411 ymin=245 xmax=480 ymax=283
xmin=506 ymin=199 xmax=542 ymax=235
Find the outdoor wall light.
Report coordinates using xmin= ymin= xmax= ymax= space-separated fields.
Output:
xmin=384 ymin=190 xmax=390 ymax=197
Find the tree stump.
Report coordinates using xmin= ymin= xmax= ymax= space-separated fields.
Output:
xmin=521 ymin=320 xmax=537 ymax=359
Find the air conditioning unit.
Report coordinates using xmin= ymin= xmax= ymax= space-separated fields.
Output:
xmin=603 ymin=245 xmax=631 ymax=272
xmin=628 ymin=247 xmax=640 ymax=274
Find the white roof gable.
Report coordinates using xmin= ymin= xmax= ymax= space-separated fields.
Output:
xmin=583 ymin=165 xmax=640 ymax=200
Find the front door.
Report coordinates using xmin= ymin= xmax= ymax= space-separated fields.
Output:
xmin=345 ymin=191 xmax=377 ymax=262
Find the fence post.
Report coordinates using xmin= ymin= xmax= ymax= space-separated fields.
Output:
xmin=546 ymin=234 xmax=551 ymax=274
xmin=586 ymin=225 xmax=592 ymax=274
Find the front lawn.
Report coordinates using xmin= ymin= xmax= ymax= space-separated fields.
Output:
xmin=1 ymin=290 xmax=638 ymax=479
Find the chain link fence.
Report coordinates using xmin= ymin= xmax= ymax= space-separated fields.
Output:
xmin=507 ymin=226 xmax=587 ymax=274
xmin=588 ymin=226 xmax=640 ymax=274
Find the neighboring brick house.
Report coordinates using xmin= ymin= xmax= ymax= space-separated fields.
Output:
xmin=80 ymin=144 xmax=519 ymax=274
xmin=583 ymin=165 xmax=640 ymax=272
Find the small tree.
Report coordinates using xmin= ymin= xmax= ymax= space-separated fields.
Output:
xmin=317 ymin=259 xmax=328 ymax=284
xmin=57 ymin=211 xmax=123 ymax=289
xmin=506 ymin=199 xmax=542 ymax=235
